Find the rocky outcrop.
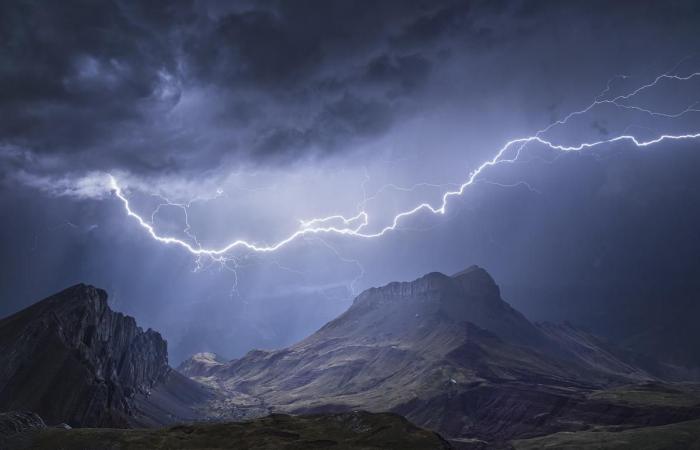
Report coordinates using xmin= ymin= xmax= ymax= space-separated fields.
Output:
xmin=0 ymin=284 xmax=204 ymax=428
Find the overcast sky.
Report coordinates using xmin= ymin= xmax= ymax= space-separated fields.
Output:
xmin=2 ymin=0 xmax=700 ymax=363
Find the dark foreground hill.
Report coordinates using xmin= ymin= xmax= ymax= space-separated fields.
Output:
xmin=1 ymin=410 xmax=451 ymax=450
xmin=180 ymin=266 xmax=700 ymax=446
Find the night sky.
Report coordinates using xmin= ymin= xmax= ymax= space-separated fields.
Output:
xmin=2 ymin=0 xmax=700 ymax=364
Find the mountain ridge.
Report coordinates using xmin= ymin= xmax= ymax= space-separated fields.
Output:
xmin=179 ymin=266 xmax=698 ymax=443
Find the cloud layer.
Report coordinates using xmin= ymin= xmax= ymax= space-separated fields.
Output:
xmin=3 ymin=0 xmax=698 ymax=187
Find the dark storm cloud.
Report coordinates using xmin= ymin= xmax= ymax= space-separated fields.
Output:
xmin=0 ymin=0 xmax=498 ymax=179
xmin=2 ymin=0 xmax=700 ymax=180
xmin=173 ymin=0 xmax=456 ymax=163
xmin=0 ymin=0 xmax=191 ymax=175
xmin=188 ymin=6 xmax=325 ymax=88
xmin=391 ymin=2 xmax=472 ymax=48
xmin=255 ymin=93 xmax=396 ymax=161
xmin=0 ymin=1 xmax=178 ymax=123
xmin=363 ymin=54 xmax=431 ymax=94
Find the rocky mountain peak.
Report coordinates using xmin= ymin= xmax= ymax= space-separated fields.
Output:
xmin=17 ymin=283 xmax=109 ymax=321
xmin=177 ymin=352 xmax=226 ymax=378
xmin=0 ymin=283 xmax=171 ymax=427
xmin=54 ymin=283 xmax=107 ymax=306
xmin=351 ymin=266 xmax=500 ymax=312
xmin=312 ymin=266 xmax=543 ymax=349
xmin=451 ymin=265 xmax=500 ymax=296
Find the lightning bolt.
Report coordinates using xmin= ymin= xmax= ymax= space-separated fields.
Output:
xmin=110 ymin=66 xmax=700 ymax=258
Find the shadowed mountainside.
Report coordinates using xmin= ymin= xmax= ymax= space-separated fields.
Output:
xmin=0 ymin=284 xmax=213 ymax=427
xmin=1 ymin=411 xmax=452 ymax=450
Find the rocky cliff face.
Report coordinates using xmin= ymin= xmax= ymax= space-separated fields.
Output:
xmin=0 ymin=284 xmax=187 ymax=427
xmin=0 ymin=411 xmax=46 ymax=437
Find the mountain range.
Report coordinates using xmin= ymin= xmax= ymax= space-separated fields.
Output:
xmin=1 ymin=266 xmax=700 ymax=448
xmin=178 ymin=266 xmax=700 ymax=446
